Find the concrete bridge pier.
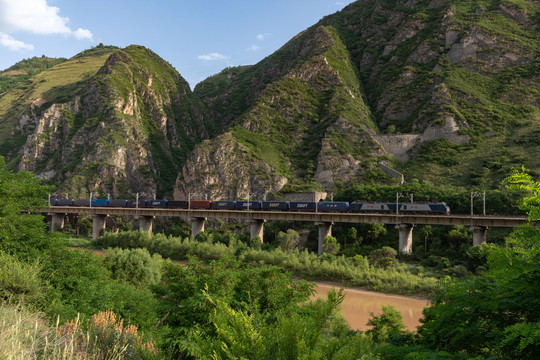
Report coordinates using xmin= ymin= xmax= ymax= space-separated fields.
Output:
xmin=92 ymin=214 xmax=108 ymax=239
xmin=191 ymin=217 xmax=207 ymax=238
xmin=250 ymin=219 xmax=265 ymax=243
xmin=139 ymin=216 xmax=155 ymax=234
xmin=50 ymin=213 xmax=65 ymax=232
xmin=316 ymin=222 xmax=333 ymax=255
xmin=396 ymin=223 xmax=414 ymax=255
xmin=67 ymin=214 xmax=79 ymax=235
xmin=471 ymin=226 xmax=488 ymax=246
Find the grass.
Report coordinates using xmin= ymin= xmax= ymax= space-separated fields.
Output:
xmin=0 ymin=303 xmax=156 ymax=359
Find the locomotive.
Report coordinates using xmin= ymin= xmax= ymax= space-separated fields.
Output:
xmin=50 ymin=199 xmax=450 ymax=215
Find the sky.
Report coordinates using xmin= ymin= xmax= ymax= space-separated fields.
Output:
xmin=0 ymin=0 xmax=357 ymax=88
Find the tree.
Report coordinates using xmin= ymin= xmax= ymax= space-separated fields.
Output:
xmin=367 ymin=305 xmax=407 ymax=342
xmin=369 ymin=246 xmax=398 ymax=269
xmin=420 ymin=225 xmax=433 ymax=253
xmin=277 ymin=229 xmax=300 ymax=252
xmin=418 ymin=169 xmax=540 ymax=359
xmin=323 ymin=235 xmax=340 ymax=255
xmin=358 ymin=223 xmax=387 ymax=243
xmin=153 ymin=259 xmax=315 ymax=357
xmin=0 ymin=157 xmax=57 ymax=258
xmin=105 ymin=247 xmax=163 ymax=288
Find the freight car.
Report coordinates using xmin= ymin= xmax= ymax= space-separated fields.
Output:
xmin=49 ymin=199 xmax=450 ymax=215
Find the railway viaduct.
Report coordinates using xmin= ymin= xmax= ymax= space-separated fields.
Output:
xmin=47 ymin=206 xmax=540 ymax=255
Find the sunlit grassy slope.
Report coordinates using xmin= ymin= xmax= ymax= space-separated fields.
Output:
xmin=0 ymin=47 xmax=118 ymax=151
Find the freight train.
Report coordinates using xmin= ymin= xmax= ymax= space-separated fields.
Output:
xmin=49 ymin=199 xmax=450 ymax=215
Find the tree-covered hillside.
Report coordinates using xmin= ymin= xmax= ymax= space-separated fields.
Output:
xmin=184 ymin=0 xmax=540 ymax=199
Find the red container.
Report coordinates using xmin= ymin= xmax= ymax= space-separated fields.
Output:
xmin=189 ymin=200 xmax=212 ymax=209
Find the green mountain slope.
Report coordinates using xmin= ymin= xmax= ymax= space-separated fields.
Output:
xmin=0 ymin=45 xmax=212 ymax=198
xmin=0 ymin=0 xmax=538 ymax=200
xmin=178 ymin=0 xmax=539 ymax=200
xmin=324 ymin=0 xmax=540 ymax=187
xmin=0 ymin=56 xmax=68 ymax=94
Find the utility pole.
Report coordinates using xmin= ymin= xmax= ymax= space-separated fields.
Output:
xmin=396 ymin=192 xmax=413 ymax=215
xmin=471 ymin=191 xmax=486 ymax=216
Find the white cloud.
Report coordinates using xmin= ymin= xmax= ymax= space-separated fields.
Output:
xmin=247 ymin=44 xmax=260 ymax=52
xmin=0 ymin=33 xmax=33 ymax=51
xmin=0 ymin=0 xmax=93 ymax=50
xmin=256 ymin=34 xmax=264 ymax=41
xmin=73 ymin=28 xmax=93 ymax=40
xmin=197 ymin=52 xmax=230 ymax=61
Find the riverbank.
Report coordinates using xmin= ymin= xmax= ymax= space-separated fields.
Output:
xmin=312 ymin=282 xmax=429 ymax=331
xmin=79 ymin=246 xmax=430 ymax=332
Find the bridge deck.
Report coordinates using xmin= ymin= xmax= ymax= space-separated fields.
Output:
xmin=46 ymin=206 xmax=538 ymax=228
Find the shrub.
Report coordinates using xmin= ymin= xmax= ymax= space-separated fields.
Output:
xmin=277 ymin=229 xmax=300 ymax=252
xmin=58 ymin=309 xmax=157 ymax=359
xmin=323 ymin=235 xmax=341 ymax=255
xmin=367 ymin=305 xmax=407 ymax=342
xmin=369 ymin=246 xmax=398 ymax=269
xmin=105 ymin=248 xmax=163 ymax=287
xmin=0 ymin=252 xmax=43 ymax=304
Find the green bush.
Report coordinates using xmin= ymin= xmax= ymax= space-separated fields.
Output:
xmin=369 ymin=246 xmax=398 ymax=269
xmin=105 ymin=248 xmax=163 ymax=287
xmin=0 ymin=252 xmax=43 ymax=304
xmin=94 ymin=231 xmax=437 ymax=296
xmin=367 ymin=305 xmax=407 ymax=342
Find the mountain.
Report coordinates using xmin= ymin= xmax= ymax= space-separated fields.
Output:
xmin=0 ymin=56 xmax=67 ymax=94
xmin=0 ymin=0 xmax=538 ymax=200
xmin=174 ymin=0 xmax=539 ymax=200
xmin=0 ymin=45 xmax=213 ymax=198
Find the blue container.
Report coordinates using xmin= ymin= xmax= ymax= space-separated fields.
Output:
xmin=212 ymin=201 xmax=236 ymax=210
xmin=262 ymin=201 xmax=289 ymax=211
xmin=146 ymin=200 xmax=168 ymax=207
xmin=235 ymin=201 xmax=262 ymax=210
xmin=126 ymin=199 xmax=149 ymax=207
xmin=91 ymin=199 xmax=109 ymax=207
xmin=317 ymin=201 xmax=349 ymax=212
xmin=289 ymin=202 xmax=317 ymax=212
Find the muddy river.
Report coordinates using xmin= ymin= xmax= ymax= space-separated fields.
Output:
xmin=313 ymin=282 xmax=430 ymax=331
xmin=94 ymin=253 xmax=428 ymax=331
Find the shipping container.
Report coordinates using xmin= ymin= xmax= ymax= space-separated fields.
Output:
xmin=261 ymin=201 xmax=289 ymax=211
xmin=91 ymin=199 xmax=109 ymax=207
xmin=189 ymin=200 xmax=212 ymax=209
xmin=146 ymin=200 xmax=168 ymax=207
xmin=73 ymin=199 xmax=90 ymax=207
xmin=289 ymin=201 xmax=317 ymax=212
xmin=108 ymin=199 xmax=129 ymax=207
xmin=235 ymin=201 xmax=262 ymax=210
xmin=211 ymin=201 xmax=236 ymax=210
xmin=317 ymin=201 xmax=349 ymax=212
xmin=167 ymin=200 xmax=189 ymax=209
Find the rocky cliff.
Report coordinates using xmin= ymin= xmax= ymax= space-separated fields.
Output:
xmin=0 ymin=0 xmax=538 ymax=199
xmin=175 ymin=0 xmax=539 ymax=198
xmin=0 ymin=45 xmax=212 ymax=198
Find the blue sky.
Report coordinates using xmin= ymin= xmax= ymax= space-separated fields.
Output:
xmin=0 ymin=0 xmax=356 ymax=88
